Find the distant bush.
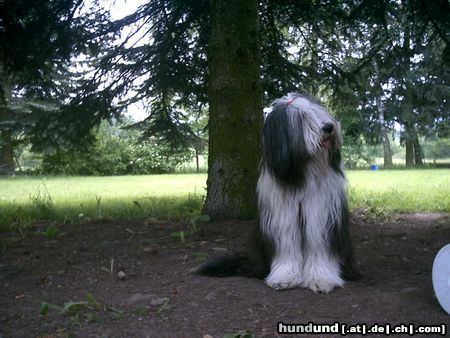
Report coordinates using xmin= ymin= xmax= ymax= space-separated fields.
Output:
xmin=38 ymin=122 xmax=193 ymax=175
xmin=341 ymin=136 xmax=375 ymax=168
xmin=423 ymin=138 xmax=450 ymax=161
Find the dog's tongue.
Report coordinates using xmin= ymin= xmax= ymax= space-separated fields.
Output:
xmin=323 ymin=139 xmax=333 ymax=149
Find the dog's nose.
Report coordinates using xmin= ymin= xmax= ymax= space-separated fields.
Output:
xmin=322 ymin=123 xmax=334 ymax=134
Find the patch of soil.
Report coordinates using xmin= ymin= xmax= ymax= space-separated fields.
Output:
xmin=1 ymin=212 xmax=449 ymax=337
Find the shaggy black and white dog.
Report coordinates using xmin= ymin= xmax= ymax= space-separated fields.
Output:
xmin=196 ymin=93 xmax=360 ymax=293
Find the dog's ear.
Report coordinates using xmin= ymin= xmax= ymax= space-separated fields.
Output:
xmin=262 ymin=104 xmax=309 ymax=186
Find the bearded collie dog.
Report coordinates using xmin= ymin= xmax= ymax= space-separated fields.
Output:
xmin=195 ymin=93 xmax=360 ymax=293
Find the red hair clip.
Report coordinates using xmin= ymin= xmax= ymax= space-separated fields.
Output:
xmin=286 ymin=97 xmax=298 ymax=106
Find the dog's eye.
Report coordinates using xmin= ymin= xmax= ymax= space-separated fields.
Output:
xmin=322 ymin=124 xmax=334 ymax=134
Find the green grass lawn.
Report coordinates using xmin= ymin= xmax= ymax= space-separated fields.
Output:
xmin=0 ymin=170 xmax=449 ymax=228
xmin=0 ymin=175 xmax=207 ymax=228
xmin=347 ymin=169 xmax=450 ymax=215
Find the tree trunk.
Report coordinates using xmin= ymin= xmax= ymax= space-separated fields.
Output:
xmin=401 ymin=16 xmax=419 ymax=168
xmin=404 ymin=122 xmax=423 ymax=167
xmin=412 ymin=132 xmax=423 ymax=166
xmin=404 ymin=123 xmax=414 ymax=167
xmin=372 ymin=61 xmax=393 ymax=168
xmin=195 ymin=148 xmax=200 ymax=173
xmin=204 ymin=0 xmax=263 ymax=220
xmin=376 ymin=96 xmax=393 ymax=168
xmin=0 ymin=80 xmax=15 ymax=175
xmin=405 ymin=138 xmax=414 ymax=167
xmin=381 ymin=125 xmax=393 ymax=168
xmin=0 ymin=129 xmax=15 ymax=175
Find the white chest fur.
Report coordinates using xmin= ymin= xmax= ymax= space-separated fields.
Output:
xmin=257 ymin=162 xmax=346 ymax=292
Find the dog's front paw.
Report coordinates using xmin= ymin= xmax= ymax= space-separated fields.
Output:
xmin=303 ymin=279 xmax=343 ymax=294
xmin=266 ymin=281 xmax=294 ymax=290
xmin=265 ymin=275 xmax=303 ymax=291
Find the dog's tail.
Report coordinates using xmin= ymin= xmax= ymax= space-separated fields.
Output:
xmin=193 ymin=221 xmax=273 ymax=279
xmin=193 ymin=254 xmax=252 ymax=277
xmin=193 ymin=254 xmax=269 ymax=279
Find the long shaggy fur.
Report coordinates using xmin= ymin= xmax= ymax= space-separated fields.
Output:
xmin=195 ymin=93 xmax=360 ymax=293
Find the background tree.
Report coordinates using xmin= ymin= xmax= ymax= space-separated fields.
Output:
xmin=378 ymin=0 xmax=450 ymax=167
xmin=325 ymin=0 xmax=449 ymax=167
xmin=0 ymin=0 xmax=113 ymax=174
xmin=0 ymin=79 xmax=14 ymax=174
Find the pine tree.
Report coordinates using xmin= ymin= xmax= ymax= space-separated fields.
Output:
xmin=0 ymin=0 xmax=113 ymax=174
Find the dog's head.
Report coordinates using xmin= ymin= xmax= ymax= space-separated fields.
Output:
xmin=262 ymin=93 xmax=343 ymax=185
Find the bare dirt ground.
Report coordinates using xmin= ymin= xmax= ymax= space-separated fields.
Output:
xmin=1 ymin=212 xmax=449 ymax=338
